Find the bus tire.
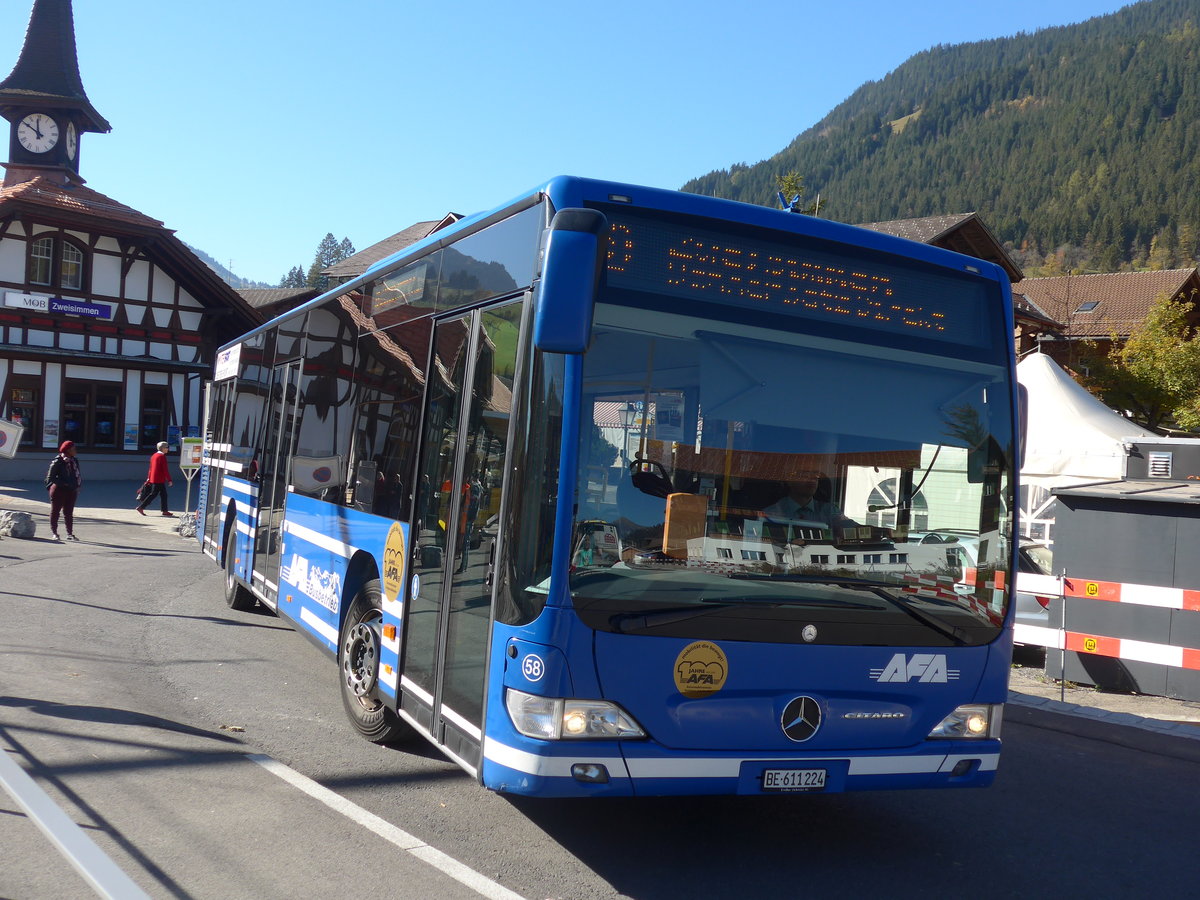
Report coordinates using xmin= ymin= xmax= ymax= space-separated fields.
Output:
xmin=339 ymin=580 xmax=415 ymax=744
xmin=223 ymin=529 xmax=255 ymax=612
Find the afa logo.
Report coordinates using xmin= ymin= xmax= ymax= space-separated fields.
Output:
xmin=673 ymin=640 xmax=729 ymax=698
xmin=870 ymin=653 xmax=960 ymax=684
xmin=382 ymin=522 xmax=407 ymax=604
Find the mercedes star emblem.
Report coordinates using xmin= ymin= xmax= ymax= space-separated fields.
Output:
xmin=781 ymin=696 xmax=822 ymax=742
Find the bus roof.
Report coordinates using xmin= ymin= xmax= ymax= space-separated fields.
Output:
xmin=220 ymin=175 xmax=1011 ymax=353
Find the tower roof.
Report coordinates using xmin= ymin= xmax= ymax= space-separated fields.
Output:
xmin=0 ymin=0 xmax=109 ymax=133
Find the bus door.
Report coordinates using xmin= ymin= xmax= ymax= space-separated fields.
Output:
xmin=255 ymin=359 xmax=302 ymax=605
xmin=201 ymin=379 xmax=232 ymax=557
xmin=403 ymin=301 xmax=521 ymax=772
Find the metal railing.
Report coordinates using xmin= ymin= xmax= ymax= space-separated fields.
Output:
xmin=0 ymin=746 xmax=150 ymax=899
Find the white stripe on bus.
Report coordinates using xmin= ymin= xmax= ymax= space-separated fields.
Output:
xmin=627 ymin=753 xmax=999 ymax=778
xmin=284 ymin=519 xmax=356 ymax=559
xmin=380 ymin=667 xmax=399 ymax=691
xmin=222 ymin=478 xmax=257 ymax=497
xmin=217 ymin=496 xmax=256 ymax=521
xmin=299 ymin=606 xmax=338 ymax=644
xmin=400 ymin=676 xmax=434 ymax=706
xmin=482 ymin=741 xmax=999 ymax=780
xmin=942 ymin=754 xmax=1000 ymax=773
xmin=440 ymin=704 xmax=483 ymax=742
xmin=483 ymin=738 xmax=627 ymax=779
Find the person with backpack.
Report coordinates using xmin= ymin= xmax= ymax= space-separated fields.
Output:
xmin=136 ymin=440 xmax=174 ymax=517
xmin=45 ymin=440 xmax=82 ymax=541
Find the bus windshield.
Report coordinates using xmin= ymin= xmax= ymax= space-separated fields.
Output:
xmin=569 ymin=232 xmax=1015 ymax=648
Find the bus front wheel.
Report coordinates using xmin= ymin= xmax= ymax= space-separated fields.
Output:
xmin=224 ymin=529 xmax=255 ymax=612
xmin=339 ymin=580 xmax=415 ymax=744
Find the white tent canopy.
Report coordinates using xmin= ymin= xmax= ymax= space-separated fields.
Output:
xmin=1017 ymin=354 xmax=1156 ymax=541
xmin=1018 ymin=353 xmax=1155 ymax=487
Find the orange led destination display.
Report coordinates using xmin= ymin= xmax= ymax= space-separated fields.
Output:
xmin=604 ymin=216 xmax=990 ymax=346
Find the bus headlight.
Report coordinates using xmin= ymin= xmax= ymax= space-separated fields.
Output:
xmin=928 ymin=704 xmax=1002 ymax=740
xmin=505 ymin=689 xmax=646 ymax=740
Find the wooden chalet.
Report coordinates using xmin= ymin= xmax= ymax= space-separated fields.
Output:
xmin=1014 ymin=268 xmax=1200 ymax=369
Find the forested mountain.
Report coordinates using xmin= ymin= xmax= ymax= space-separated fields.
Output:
xmin=682 ymin=0 xmax=1200 ymax=274
xmin=186 ymin=244 xmax=271 ymax=290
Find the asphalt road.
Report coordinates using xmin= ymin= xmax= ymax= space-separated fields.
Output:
xmin=3 ymin=483 xmax=1200 ymax=899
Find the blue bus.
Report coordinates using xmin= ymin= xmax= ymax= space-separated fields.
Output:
xmin=199 ymin=176 xmax=1021 ymax=797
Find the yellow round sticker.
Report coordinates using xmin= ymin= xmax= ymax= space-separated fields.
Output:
xmin=382 ymin=522 xmax=406 ymax=604
xmin=674 ymin=641 xmax=729 ymax=698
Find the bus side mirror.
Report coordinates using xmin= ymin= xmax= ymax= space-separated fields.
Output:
xmin=534 ymin=208 xmax=608 ymax=353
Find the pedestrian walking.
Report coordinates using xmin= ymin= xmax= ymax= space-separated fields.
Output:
xmin=136 ymin=440 xmax=175 ymax=517
xmin=45 ymin=439 xmax=82 ymax=541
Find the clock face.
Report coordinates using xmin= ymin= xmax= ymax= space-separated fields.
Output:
xmin=17 ymin=113 xmax=58 ymax=154
xmin=66 ymin=122 xmax=77 ymax=160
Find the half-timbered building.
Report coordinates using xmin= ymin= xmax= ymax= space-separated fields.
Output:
xmin=0 ymin=0 xmax=259 ymax=478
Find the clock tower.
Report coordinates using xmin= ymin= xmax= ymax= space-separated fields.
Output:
xmin=0 ymin=0 xmax=109 ymax=186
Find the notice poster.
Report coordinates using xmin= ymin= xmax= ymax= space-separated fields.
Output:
xmin=654 ymin=393 xmax=685 ymax=443
xmin=180 ymin=436 xmax=204 ymax=470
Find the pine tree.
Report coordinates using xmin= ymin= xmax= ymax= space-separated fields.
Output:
xmin=304 ymin=234 xmax=359 ymax=291
xmin=279 ymin=266 xmax=306 ymax=288
xmin=306 ymin=233 xmax=341 ymax=290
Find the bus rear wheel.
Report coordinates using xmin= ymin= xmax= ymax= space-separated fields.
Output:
xmin=339 ymin=580 xmax=415 ymax=744
xmin=223 ymin=529 xmax=255 ymax=611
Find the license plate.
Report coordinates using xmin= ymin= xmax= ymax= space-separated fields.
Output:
xmin=762 ymin=768 xmax=826 ymax=791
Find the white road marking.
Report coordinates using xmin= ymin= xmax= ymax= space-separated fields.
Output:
xmin=247 ymin=754 xmax=526 ymax=900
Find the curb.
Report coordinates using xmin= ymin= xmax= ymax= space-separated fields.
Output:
xmin=1008 ymin=689 xmax=1200 ymax=751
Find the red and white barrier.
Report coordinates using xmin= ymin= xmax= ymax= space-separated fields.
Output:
xmin=1013 ymin=572 xmax=1200 ymax=673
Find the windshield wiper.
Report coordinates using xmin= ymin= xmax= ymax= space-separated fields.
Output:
xmin=608 ymin=596 xmax=874 ymax=632
xmin=729 ymin=573 xmax=897 ymax=588
xmin=728 ymin=573 xmax=972 ymax=645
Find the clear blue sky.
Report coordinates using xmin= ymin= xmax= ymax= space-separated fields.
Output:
xmin=4 ymin=0 xmax=1136 ymax=285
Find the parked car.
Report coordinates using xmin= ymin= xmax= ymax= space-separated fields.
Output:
xmin=941 ymin=536 xmax=1055 ymax=640
xmin=1013 ymin=539 xmax=1055 ymax=641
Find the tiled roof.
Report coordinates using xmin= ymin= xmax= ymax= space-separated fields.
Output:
xmin=1013 ymin=269 xmax=1200 ymax=338
xmin=856 ymin=213 xmax=976 ymax=243
xmin=855 ymin=212 xmax=1023 ymax=282
xmin=324 ymin=214 xmax=463 ymax=279
xmin=238 ymin=287 xmax=318 ymax=310
xmin=1012 ymin=292 xmax=1063 ymax=329
xmin=0 ymin=174 xmax=163 ymax=229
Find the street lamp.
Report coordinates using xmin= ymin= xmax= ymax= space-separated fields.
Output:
xmin=622 ymin=402 xmax=638 ymax=463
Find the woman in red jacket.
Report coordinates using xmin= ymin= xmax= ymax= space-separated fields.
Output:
xmin=136 ymin=440 xmax=174 ymax=517
xmin=45 ymin=439 xmax=83 ymax=540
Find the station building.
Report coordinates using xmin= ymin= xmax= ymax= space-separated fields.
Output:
xmin=0 ymin=0 xmax=259 ymax=480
